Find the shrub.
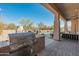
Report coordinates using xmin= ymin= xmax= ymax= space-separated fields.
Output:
xmin=0 ymin=30 xmax=3 ymax=35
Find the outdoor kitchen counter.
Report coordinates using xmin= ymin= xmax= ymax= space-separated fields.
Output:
xmin=0 ymin=33 xmax=45 ymax=56
xmin=34 ymin=34 xmax=45 ymax=54
xmin=35 ymin=34 xmax=45 ymax=38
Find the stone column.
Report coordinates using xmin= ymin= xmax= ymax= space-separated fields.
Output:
xmin=53 ymin=12 xmax=60 ymax=40
xmin=78 ymin=19 xmax=79 ymax=33
xmin=71 ymin=19 xmax=75 ymax=33
xmin=78 ymin=19 xmax=79 ymax=43
xmin=71 ymin=19 xmax=78 ymax=33
xmin=64 ymin=20 xmax=68 ymax=33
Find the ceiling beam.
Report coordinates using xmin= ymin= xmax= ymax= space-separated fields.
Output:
xmin=41 ymin=3 xmax=66 ymax=20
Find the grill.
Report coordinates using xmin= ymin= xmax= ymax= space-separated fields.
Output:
xmin=9 ymin=32 xmax=35 ymax=56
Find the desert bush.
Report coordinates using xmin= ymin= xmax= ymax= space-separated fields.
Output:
xmin=0 ymin=30 xmax=3 ymax=35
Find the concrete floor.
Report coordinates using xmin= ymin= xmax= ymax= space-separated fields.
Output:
xmin=38 ymin=34 xmax=79 ymax=56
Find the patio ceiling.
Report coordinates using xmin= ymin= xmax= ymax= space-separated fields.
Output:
xmin=53 ymin=3 xmax=79 ymax=20
xmin=42 ymin=3 xmax=79 ymax=20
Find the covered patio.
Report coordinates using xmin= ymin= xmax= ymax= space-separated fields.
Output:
xmin=42 ymin=3 xmax=79 ymax=41
xmin=38 ymin=3 xmax=79 ymax=56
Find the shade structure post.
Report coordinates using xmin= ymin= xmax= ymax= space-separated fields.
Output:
xmin=64 ymin=20 xmax=68 ymax=33
xmin=71 ymin=19 xmax=78 ymax=34
xmin=53 ymin=12 xmax=60 ymax=40
xmin=78 ymin=19 xmax=79 ymax=33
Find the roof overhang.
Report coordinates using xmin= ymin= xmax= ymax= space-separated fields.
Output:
xmin=42 ymin=3 xmax=79 ymax=21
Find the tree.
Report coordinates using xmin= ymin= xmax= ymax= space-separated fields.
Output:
xmin=0 ymin=22 xmax=5 ymax=30
xmin=0 ymin=22 xmax=7 ymax=34
xmin=50 ymin=25 xmax=54 ymax=29
xmin=0 ymin=22 xmax=4 ymax=35
xmin=19 ymin=18 xmax=33 ymax=31
xmin=0 ymin=30 xmax=3 ymax=35
xmin=60 ymin=27 xmax=64 ymax=32
xmin=8 ymin=23 xmax=17 ymax=30
xmin=37 ymin=22 xmax=47 ymax=30
xmin=50 ymin=25 xmax=54 ymax=32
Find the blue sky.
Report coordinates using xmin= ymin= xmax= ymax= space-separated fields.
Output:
xmin=0 ymin=3 xmax=55 ymax=26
